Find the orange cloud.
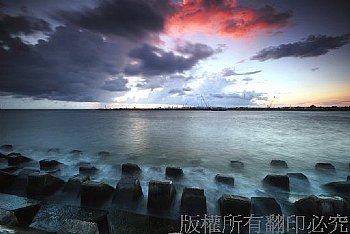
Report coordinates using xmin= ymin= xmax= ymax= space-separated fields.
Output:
xmin=166 ymin=0 xmax=292 ymax=38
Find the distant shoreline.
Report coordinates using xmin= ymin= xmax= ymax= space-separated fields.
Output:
xmin=1 ymin=107 xmax=350 ymax=111
xmin=97 ymin=106 xmax=350 ymax=111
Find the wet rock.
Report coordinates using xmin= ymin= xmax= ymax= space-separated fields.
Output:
xmin=147 ymin=180 xmax=176 ymax=210
xmin=230 ymin=160 xmax=244 ymax=168
xmin=108 ymin=210 xmax=180 ymax=234
xmin=98 ymin=151 xmax=110 ymax=157
xmin=39 ymin=159 xmax=61 ymax=170
xmin=324 ymin=181 xmax=350 ymax=194
xmin=270 ymin=160 xmax=288 ymax=168
xmin=287 ymin=173 xmax=310 ymax=192
xmin=215 ymin=174 xmax=235 ymax=186
xmin=219 ymin=194 xmax=251 ymax=217
xmin=347 ymin=176 xmax=350 ymax=181
xmin=26 ymin=172 xmax=64 ymax=198
xmin=165 ymin=167 xmax=183 ymax=178
xmin=64 ymin=174 xmax=90 ymax=192
xmin=70 ymin=150 xmax=82 ymax=156
xmin=30 ymin=204 xmax=109 ymax=233
xmin=7 ymin=153 xmax=32 ymax=166
xmin=79 ymin=166 xmax=98 ymax=175
xmin=18 ymin=167 xmax=40 ymax=176
xmin=58 ymin=219 xmax=99 ymax=234
xmin=47 ymin=148 xmax=60 ymax=154
xmin=114 ymin=176 xmax=143 ymax=202
xmin=0 ymin=193 xmax=41 ymax=227
xmin=251 ymin=197 xmax=282 ymax=216
xmin=0 ymin=152 xmax=6 ymax=159
xmin=181 ymin=187 xmax=207 ymax=216
xmin=0 ymin=166 xmax=18 ymax=173
xmin=294 ymin=195 xmax=350 ymax=218
xmin=287 ymin=173 xmax=308 ymax=181
xmin=262 ymin=174 xmax=289 ymax=191
xmin=81 ymin=181 xmax=114 ymax=206
xmin=7 ymin=152 xmax=21 ymax=156
xmin=315 ymin=163 xmax=336 ymax=172
xmin=122 ymin=163 xmax=141 ymax=175
xmin=0 ymin=171 xmax=16 ymax=191
xmin=0 ymin=209 xmax=18 ymax=226
xmin=0 ymin=145 xmax=13 ymax=151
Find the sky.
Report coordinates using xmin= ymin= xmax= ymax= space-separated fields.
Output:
xmin=0 ymin=0 xmax=349 ymax=109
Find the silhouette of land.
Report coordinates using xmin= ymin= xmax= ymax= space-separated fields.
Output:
xmin=98 ymin=105 xmax=350 ymax=111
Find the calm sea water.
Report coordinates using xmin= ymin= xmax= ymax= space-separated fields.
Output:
xmin=1 ymin=110 xmax=349 ymax=213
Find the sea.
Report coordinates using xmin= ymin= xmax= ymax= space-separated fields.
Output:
xmin=0 ymin=110 xmax=349 ymax=215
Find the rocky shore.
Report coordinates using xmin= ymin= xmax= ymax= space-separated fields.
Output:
xmin=0 ymin=144 xmax=349 ymax=233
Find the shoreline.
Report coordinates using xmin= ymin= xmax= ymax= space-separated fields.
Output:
xmin=1 ymin=107 xmax=350 ymax=111
xmin=1 ymin=145 xmax=349 ymax=233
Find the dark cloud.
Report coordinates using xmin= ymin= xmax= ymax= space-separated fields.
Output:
xmin=224 ymin=5 xmax=292 ymax=34
xmin=169 ymin=1 xmax=292 ymax=37
xmin=0 ymin=25 xmax=131 ymax=102
xmin=58 ymin=0 xmax=174 ymax=40
xmin=0 ymin=14 xmax=52 ymax=36
xmin=222 ymin=68 xmax=262 ymax=76
xmin=251 ymin=34 xmax=350 ymax=61
xmin=311 ymin=67 xmax=319 ymax=72
xmin=101 ymin=78 xmax=130 ymax=92
xmin=0 ymin=14 xmax=53 ymax=51
xmin=125 ymin=42 xmax=215 ymax=75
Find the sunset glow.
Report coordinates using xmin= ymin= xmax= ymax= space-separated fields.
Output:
xmin=0 ymin=0 xmax=349 ymax=108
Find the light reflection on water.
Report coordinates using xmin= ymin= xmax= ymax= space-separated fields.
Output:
xmin=0 ymin=110 xmax=349 ymax=213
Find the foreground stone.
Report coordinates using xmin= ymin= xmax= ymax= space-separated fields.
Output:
xmin=315 ymin=163 xmax=336 ymax=172
xmin=251 ymin=197 xmax=282 ymax=216
xmin=230 ymin=160 xmax=244 ymax=168
xmin=7 ymin=153 xmax=32 ymax=166
xmin=58 ymin=219 xmax=99 ymax=234
xmin=81 ymin=181 xmax=114 ymax=206
xmin=270 ymin=160 xmax=288 ymax=168
xmin=108 ymin=210 xmax=179 ymax=234
xmin=26 ymin=172 xmax=64 ymax=198
xmin=122 ymin=163 xmax=141 ymax=175
xmin=181 ymin=187 xmax=207 ymax=216
xmin=262 ymin=174 xmax=289 ymax=191
xmin=39 ymin=159 xmax=61 ymax=170
xmin=0 ymin=193 xmax=41 ymax=227
xmin=0 ymin=171 xmax=16 ymax=192
xmin=79 ymin=166 xmax=98 ymax=175
xmin=219 ymin=194 xmax=251 ymax=217
xmin=64 ymin=174 xmax=90 ymax=192
xmin=324 ymin=181 xmax=350 ymax=194
xmin=287 ymin=173 xmax=308 ymax=181
xmin=165 ymin=167 xmax=183 ymax=178
xmin=114 ymin=176 xmax=143 ymax=202
xmin=147 ymin=180 xmax=176 ymax=211
xmin=215 ymin=174 xmax=235 ymax=186
xmin=287 ymin=173 xmax=310 ymax=192
xmin=30 ymin=204 xmax=109 ymax=233
xmin=0 ymin=166 xmax=17 ymax=173
xmin=18 ymin=167 xmax=40 ymax=176
xmin=294 ymin=195 xmax=350 ymax=218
